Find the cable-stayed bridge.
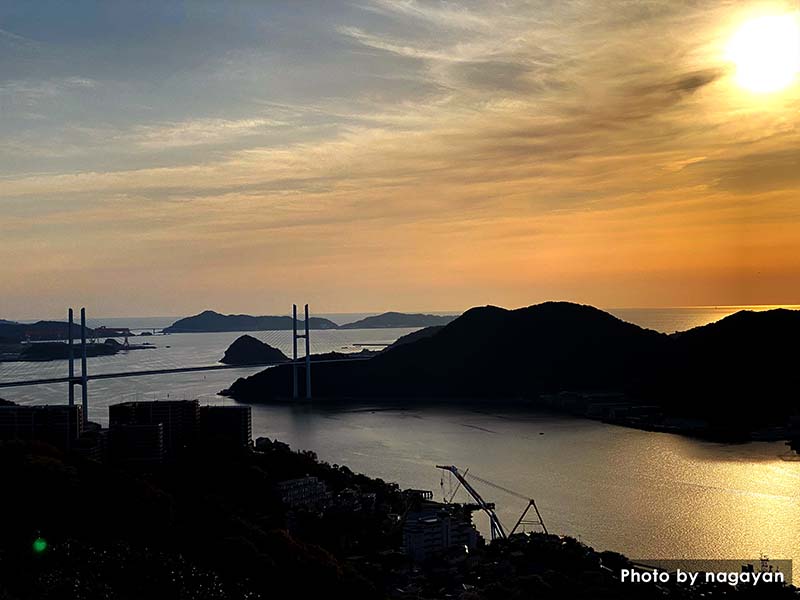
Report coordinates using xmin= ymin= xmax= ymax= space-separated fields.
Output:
xmin=0 ymin=305 xmax=373 ymax=407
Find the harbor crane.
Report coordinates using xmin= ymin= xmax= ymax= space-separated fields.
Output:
xmin=436 ymin=465 xmax=548 ymax=541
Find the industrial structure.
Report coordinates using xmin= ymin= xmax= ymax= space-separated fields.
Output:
xmin=436 ymin=465 xmax=548 ymax=541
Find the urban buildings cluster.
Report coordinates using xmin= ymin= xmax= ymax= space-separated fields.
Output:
xmin=0 ymin=399 xmax=482 ymax=561
xmin=0 ymin=400 xmax=252 ymax=464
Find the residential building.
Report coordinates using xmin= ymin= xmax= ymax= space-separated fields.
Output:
xmin=276 ymin=476 xmax=330 ymax=509
xmin=199 ymin=405 xmax=252 ymax=449
xmin=108 ymin=423 xmax=165 ymax=465
xmin=109 ymin=400 xmax=199 ymax=458
xmin=403 ymin=501 xmax=480 ymax=562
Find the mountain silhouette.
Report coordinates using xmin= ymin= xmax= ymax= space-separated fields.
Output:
xmin=224 ymin=302 xmax=800 ymax=431
xmin=339 ymin=312 xmax=456 ymax=329
xmin=0 ymin=320 xmax=92 ymax=343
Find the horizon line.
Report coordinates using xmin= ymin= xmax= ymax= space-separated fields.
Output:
xmin=9 ymin=303 xmax=800 ymax=323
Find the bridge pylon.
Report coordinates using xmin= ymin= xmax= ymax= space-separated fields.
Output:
xmin=292 ymin=304 xmax=311 ymax=400
xmin=67 ymin=307 xmax=89 ymax=426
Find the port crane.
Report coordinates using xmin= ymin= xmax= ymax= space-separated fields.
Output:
xmin=436 ymin=465 xmax=548 ymax=541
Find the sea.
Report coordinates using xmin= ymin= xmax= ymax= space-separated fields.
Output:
xmin=1 ymin=305 xmax=798 ymax=582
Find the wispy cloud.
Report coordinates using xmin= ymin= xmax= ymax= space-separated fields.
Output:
xmin=0 ymin=27 xmax=40 ymax=49
xmin=358 ymin=0 xmax=494 ymax=31
xmin=127 ymin=117 xmax=287 ymax=149
xmin=0 ymin=76 xmax=97 ymax=104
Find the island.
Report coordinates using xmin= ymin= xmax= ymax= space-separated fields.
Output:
xmin=220 ymin=335 xmax=288 ymax=365
xmin=223 ymin=302 xmax=800 ymax=442
xmin=0 ymin=320 xmax=93 ymax=343
xmin=163 ymin=310 xmax=339 ymax=333
xmin=0 ymin=338 xmax=155 ymax=363
xmin=220 ymin=335 xmax=377 ymax=366
xmin=163 ymin=310 xmax=459 ymax=334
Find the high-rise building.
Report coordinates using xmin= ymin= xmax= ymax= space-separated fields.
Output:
xmin=0 ymin=404 xmax=83 ymax=449
xmin=109 ymin=400 xmax=199 ymax=458
xmin=108 ymin=423 xmax=165 ymax=465
xmin=199 ymin=405 xmax=252 ymax=449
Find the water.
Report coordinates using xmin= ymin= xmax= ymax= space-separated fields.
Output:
xmin=607 ymin=305 xmax=800 ymax=334
xmin=2 ymin=306 xmax=799 ymax=581
xmin=0 ymin=326 xmax=417 ymax=409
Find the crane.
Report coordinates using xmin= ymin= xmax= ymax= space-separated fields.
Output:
xmin=436 ymin=465 xmax=548 ymax=540
xmin=468 ymin=472 xmax=549 ymax=536
xmin=436 ymin=465 xmax=507 ymax=540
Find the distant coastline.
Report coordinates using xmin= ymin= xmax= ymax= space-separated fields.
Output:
xmin=7 ymin=305 xmax=800 ymax=335
xmin=162 ymin=310 xmax=458 ymax=333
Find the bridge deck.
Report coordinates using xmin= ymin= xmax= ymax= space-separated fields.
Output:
xmin=0 ymin=357 xmax=371 ymax=389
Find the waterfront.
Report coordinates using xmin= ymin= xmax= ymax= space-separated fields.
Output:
xmin=1 ymin=306 xmax=799 ymax=583
xmin=248 ymin=405 xmax=799 ymax=583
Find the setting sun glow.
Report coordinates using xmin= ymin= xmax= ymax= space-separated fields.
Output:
xmin=727 ymin=13 xmax=800 ymax=93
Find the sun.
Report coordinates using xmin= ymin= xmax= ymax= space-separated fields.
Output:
xmin=726 ymin=13 xmax=800 ymax=93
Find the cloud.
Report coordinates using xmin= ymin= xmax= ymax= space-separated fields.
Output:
xmin=0 ymin=76 xmax=97 ymax=105
xmin=635 ymin=68 xmax=724 ymax=99
xmin=0 ymin=27 xmax=40 ymax=49
xmin=127 ymin=117 xmax=287 ymax=149
xmin=359 ymin=0 xmax=493 ymax=31
xmin=701 ymin=148 xmax=800 ymax=194
xmin=449 ymin=59 xmax=541 ymax=93
xmin=338 ymin=26 xmax=454 ymax=61
xmin=2 ymin=0 xmax=800 ymax=316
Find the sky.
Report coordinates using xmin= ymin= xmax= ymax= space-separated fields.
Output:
xmin=1 ymin=0 xmax=799 ymax=319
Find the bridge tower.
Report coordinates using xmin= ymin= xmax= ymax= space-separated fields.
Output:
xmin=67 ymin=307 xmax=89 ymax=426
xmin=292 ymin=304 xmax=312 ymax=400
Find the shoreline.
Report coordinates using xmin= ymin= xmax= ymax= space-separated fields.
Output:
xmin=222 ymin=391 xmax=799 ymax=447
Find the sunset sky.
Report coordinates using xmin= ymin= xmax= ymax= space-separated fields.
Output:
xmin=2 ymin=1 xmax=799 ymax=319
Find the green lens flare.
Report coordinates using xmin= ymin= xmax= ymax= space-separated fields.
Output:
xmin=32 ymin=538 xmax=47 ymax=553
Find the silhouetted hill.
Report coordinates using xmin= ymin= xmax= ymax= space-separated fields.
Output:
xmin=164 ymin=310 xmax=338 ymax=333
xmin=304 ymin=348 xmax=378 ymax=361
xmin=339 ymin=312 xmax=456 ymax=329
xmin=659 ymin=309 xmax=800 ymax=426
xmin=226 ymin=302 xmax=665 ymax=400
xmin=225 ymin=303 xmax=800 ymax=432
xmin=384 ymin=325 xmax=444 ymax=350
xmin=220 ymin=335 xmax=376 ymax=367
xmin=0 ymin=320 xmax=92 ymax=343
xmin=220 ymin=335 xmax=288 ymax=365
